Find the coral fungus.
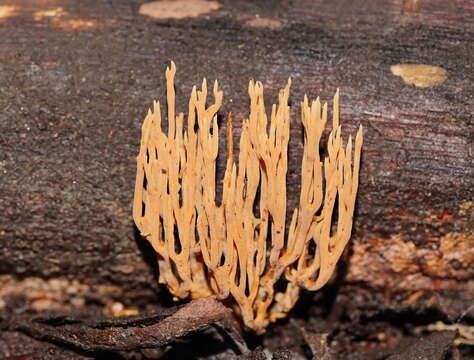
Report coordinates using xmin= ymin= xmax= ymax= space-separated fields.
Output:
xmin=133 ymin=62 xmax=363 ymax=333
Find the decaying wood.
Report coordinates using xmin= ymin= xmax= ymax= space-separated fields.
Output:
xmin=2 ymin=297 xmax=246 ymax=355
xmin=0 ymin=0 xmax=472 ymax=347
xmin=386 ymin=331 xmax=457 ymax=360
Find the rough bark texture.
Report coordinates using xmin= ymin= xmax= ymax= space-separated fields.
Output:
xmin=0 ymin=0 xmax=473 ymax=357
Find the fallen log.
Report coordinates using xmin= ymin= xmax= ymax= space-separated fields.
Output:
xmin=0 ymin=0 xmax=472 ymax=330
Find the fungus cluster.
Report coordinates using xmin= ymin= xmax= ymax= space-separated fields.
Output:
xmin=133 ymin=62 xmax=363 ymax=333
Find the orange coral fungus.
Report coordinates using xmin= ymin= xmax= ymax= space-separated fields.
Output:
xmin=133 ymin=62 xmax=363 ymax=333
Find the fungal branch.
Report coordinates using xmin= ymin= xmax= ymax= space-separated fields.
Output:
xmin=133 ymin=62 xmax=363 ymax=333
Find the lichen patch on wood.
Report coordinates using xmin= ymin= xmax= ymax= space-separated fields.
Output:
xmin=244 ymin=17 xmax=284 ymax=29
xmin=139 ymin=0 xmax=222 ymax=20
xmin=390 ymin=64 xmax=448 ymax=88
xmin=0 ymin=5 xmax=18 ymax=19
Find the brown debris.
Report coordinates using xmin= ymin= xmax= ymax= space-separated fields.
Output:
xmin=416 ymin=321 xmax=474 ymax=346
xmin=0 ymin=275 xmax=128 ymax=315
xmin=349 ymin=231 xmax=474 ymax=292
xmin=301 ymin=330 xmax=334 ymax=360
xmin=387 ymin=331 xmax=457 ymax=360
xmin=4 ymin=297 xmax=244 ymax=354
